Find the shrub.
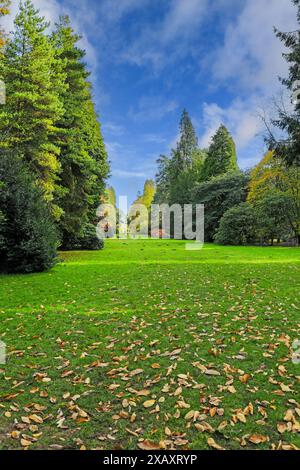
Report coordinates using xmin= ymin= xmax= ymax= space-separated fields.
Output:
xmin=214 ymin=203 xmax=257 ymax=246
xmin=61 ymin=223 xmax=104 ymax=251
xmin=193 ymin=171 xmax=249 ymax=242
xmin=0 ymin=151 xmax=58 ymax=273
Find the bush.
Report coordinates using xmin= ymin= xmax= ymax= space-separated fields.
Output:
xmin=193 ymin=171 xmax=249 ymax=242
xmin=214 ymin=203 xmax=257 ymax=246
xmin=253 ymin=192 xmax=295 ymax=244
xmin=61 ymin=223 xmax=104 ymax=251
xmin=0 ymin=151 xmax=58 ymax=273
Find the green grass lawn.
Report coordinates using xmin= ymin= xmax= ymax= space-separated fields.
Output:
xmin=0 ymin=240 xmax=299 ymax=450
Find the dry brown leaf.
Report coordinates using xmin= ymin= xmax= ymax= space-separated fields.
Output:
xmin=207 ymin=437 xmax=225 ymax=450
xmin=248 ymin=434 xmax=268 ymax=444
xmin=143 ymin=400 xmax=155 ymax=409
xmin=138 ymin=440 xmax=161 ymax=450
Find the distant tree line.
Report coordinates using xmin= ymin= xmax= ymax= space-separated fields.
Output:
xmin=0 ymin=1 xmax=109 ymax=273
xmin=153 ymin=107 xmax=299 ymax=246
xmin=153 ymin=0 xmax=300 ymax=247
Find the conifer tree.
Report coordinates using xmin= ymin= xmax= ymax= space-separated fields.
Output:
xmin=51 ymin=16 xmax=109 ymax=247
xmin=0 ymin=0 xmax=65 ymax=217
xmin=173 ymin=109 xmax=198 ymax=170
xmin=201 ymin=125 xmax=238 ymax=181
xmin=0 ymin=149 xmax=58 ymax=273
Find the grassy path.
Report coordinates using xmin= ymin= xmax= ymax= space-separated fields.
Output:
xmin=0 ymin=241 xmax=299 ymax=450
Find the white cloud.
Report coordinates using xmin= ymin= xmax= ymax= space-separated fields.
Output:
xmin=102 ymin=122 xmax=124 ymax=136
xmin=211 ymin=0 xmax=297 ymax=93
xmin=196 ymin=0 xmax=298 ymax=169
xmin=129 ymin=95 xmax=178 ymax=121
xmin=121 ymin=0 xmax=209 ymax=70
xmin=114 ymin=169 xmax=148 ymax=179
xmin=198 ymin=96 xmax=268 ymax=169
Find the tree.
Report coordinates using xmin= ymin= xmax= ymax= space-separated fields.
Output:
xmin=51 ymin=16 xmax=109 ymax=247
xmin=266 ymin=0 xmax=300 ymax=166
xmin=0 ymin=0 xmax=65 ymax=217
xmin=155 ymin=110 xmax=203 ymax=205
xmin=255 ymin=192 xmax=294 ymax=244
xmin=154 ymin=154 xmax=172 ymax=204
xmin=201 ymin=125 xmax=238 ymax=181
xmin=104 ymin=186 xmax=117 ymax=208
xmin=133 ymin=180 xmax=156 ymax=209
xmin=173 ymin=109 xmax=198 ymax=169
xmin=193 ymin=171 xmax=249 ymax=241
xmin=214 ymin=203 xmax=257 ymax=246
xmin=248 ymin=151 xmax=300 ymax=244
xmin=0 ymin=149 xmax=58 ymax=273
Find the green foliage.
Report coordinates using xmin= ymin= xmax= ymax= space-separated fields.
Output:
xmin=201 ymin=125 xmax=238 ymax=181
xmin=0 ymin=0 xmax=65 ymax=214
xmin=155 ymin=110 xmax=205 ymax=206
xmin=248 ymin=151 xmax=300 ymax=243
xmin=254 ymin=192 xmax=295 ymax=244
xmin=193 ymin=171 xmax=249 ymax=241
xmin=154 ymin=154 xmax=172 ymax=204
xmin=51 ymin=16 xmax=109 ymax=248
xmin=133 ymin=179 xmax=156 ymax=208
xmin=0 ymin=150 xmax=58 ymax=273
xmin=173 ymin=109 xmax=198 ymax=169
xmin=62 ymin=223 xmax=104 ymax=251
xmin=104 ymin=186 xmax=117 ymax=207
xmin=214 ymin=203 xmax=257 ymax=246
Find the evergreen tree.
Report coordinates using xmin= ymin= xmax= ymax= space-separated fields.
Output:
xmin=201 ymin=125 xmax=238 ymax=181
xmin=0 ymin=0 xmax=65 ymax=217
xmin=0 ymin=149 xmax=58 ymax=273
xmin=266 ymin=0 xmax=300 ymax=166
xmin=51 ymin=16 xmax=109 ymax=247
xmin=167 ymin=110 xmax=199 ymax=204
xmin=173 ymin=109 xmax=198 ymax=170
xmin=154 ymin=154 xmax=172 ymax=204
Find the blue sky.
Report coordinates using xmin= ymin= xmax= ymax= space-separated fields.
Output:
xmin=4 ymin=0 xmax=298 ymax=203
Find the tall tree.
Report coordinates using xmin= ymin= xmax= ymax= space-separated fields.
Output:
xmin=201 ymin=125 xmax=238 ymax=181
xmin=266 ymin=0 xmax=300 ymax=166
xmin=51 ymin=16 xmax=109 ymax=247
xmin=0 ymin=1 xmax=65 ymax=217
xmin=173 ymin=109 xmax=198 ymax=170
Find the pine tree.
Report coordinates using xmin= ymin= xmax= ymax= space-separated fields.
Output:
xmin=0 ymin=0 xmax=65 ymax=217
xmin=266 ymin=0 xmax=300 ymax=166
xmin=51 ymin=16 xmax=109 ymax=247
xmin=201 ymin=125 xmax=238 ymax=181
xmin=168 ymin=110 xmax=200 ymax=204
xmin=173 ymin=109 xmax=198 ymax=170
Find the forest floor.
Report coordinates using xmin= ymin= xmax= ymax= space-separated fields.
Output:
xmin=0 ymin=240 xmax=299 ymax=450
